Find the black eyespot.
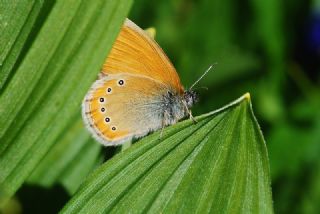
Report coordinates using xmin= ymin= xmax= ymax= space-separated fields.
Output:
xmin=101 ymin=108 xmax=105 ymax=112
xmin=107 ymin=88 xmax=112 ymax=93
xmin=118 ymin=80 xmax=124 ymax=85
xmin=112 ymin=126 xmax=116 ymax=131
xmin=99 ymin=97 xmax=104 ymax=102
xmin=105 ymin=117 xmax=110 ymax=122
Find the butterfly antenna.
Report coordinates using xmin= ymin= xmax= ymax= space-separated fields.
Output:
xmin=189 ymin=63 xmax=217 ymax=90
xmin=192 ymin=86 xmax=209 ymax=91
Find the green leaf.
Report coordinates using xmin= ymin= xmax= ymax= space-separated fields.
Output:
xmin=61 ymin=94 xmax=273 ymax=214
xmin=27 ymin=117 xmax=103 ymax=194
xmin=0 ymin=1 xmax=44 ymax=89
xmin=0 ymin=0 xmax=132 ymax=205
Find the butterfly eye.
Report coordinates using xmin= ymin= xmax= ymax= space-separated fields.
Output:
xmin=167 ymin=91 xmax=174 ymax=98
xmin=118 ymin=79 xmax=124 ymax=86
xmin=105 ymin=117 xmax=110 ymax=123
xmin=99 ymin=97 xmax=105 ymax=103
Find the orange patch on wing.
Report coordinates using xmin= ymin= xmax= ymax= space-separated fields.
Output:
xmin=101 ymin=128 xmax=129 ymax=141
xmin=102 ymin=19 xmax=184 ymax=95
xmin=87 ymin=79 xmax=132 ymax=141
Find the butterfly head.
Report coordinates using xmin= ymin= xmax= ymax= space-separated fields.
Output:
xmin=184 ymin=90 xmax=199 ymax=108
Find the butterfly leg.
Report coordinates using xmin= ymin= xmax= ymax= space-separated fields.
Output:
xmin=160 ymin=125 xmax=165 ymax=139
xmin=182 ymin=101 xmax=197 ymax=124
xmin=189 ymin=109 xmax=198 ymax=124
xmin=159 ymin=110 xmax=170 ymax=139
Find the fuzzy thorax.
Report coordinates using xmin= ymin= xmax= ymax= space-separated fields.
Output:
xmin=162 ymin=90 xmax=198 ymax=126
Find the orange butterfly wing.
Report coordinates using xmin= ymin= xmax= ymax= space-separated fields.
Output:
xmin=102 ymin=18 xmax=184 ymax=94
xmin=82 ymin=74 xmax=176 ymax=146
xmin=82 ymin=19 xmax=188 ymax=146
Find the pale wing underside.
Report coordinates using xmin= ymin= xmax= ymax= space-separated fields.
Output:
xmin=102 ymin=19 xmax=184 ymax=94
xmin=82 ymin=74 xmax=168 ymax=146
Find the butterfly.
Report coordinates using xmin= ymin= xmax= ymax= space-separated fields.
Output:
xmin=82 ymin=18 xmax=206 ymax=146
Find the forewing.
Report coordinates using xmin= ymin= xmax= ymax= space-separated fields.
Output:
xmin=102 ymin=18 xmax=184 ymax=94
xmin=82 ymin=74 xmax=167 ymax=146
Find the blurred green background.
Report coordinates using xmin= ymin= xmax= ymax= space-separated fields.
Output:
xmin=129 ymin=0 xmax=320 ymax=213
xmin=3 ymin=0 xmax=319 ymax=213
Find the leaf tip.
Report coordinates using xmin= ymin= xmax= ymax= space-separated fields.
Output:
xmin=145 ymin=27 xmax=156 ymax=38
xmin=243 ymin=92 xmax=251 ymax=101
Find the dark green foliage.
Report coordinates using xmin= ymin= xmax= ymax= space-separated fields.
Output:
xmin=0 ymin=0 xmax=132 ymax=207
xmin=1 ymin=0 xmax=318 ymax=213
xmin=130 ymin=1 xmax=320 ymax=213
